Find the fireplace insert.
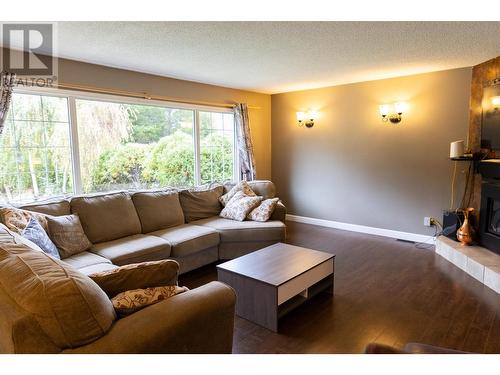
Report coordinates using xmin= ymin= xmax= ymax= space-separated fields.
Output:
xmin=479 ymin=160 xmax=500 ymax=255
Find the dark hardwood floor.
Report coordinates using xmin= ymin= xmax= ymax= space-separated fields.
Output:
xmin=179 ymin=221 xmax=500 ymax=354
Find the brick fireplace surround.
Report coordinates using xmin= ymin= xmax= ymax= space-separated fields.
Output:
xmin=436 ymin=56 xmax=500 ymax=294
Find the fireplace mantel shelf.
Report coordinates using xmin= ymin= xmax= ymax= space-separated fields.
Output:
xmin=436 ymin=236 xmax=500 ymax=294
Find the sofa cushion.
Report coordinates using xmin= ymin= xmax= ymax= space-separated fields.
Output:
xmin=90 ymin=234 xmax=171 ymax=266
xmin=149 ymin=224 xmax=219 ymax=258
xmin=77 ymin=263 xmax=119 ymax=276
xmin=179 ymin=185 xmax=224 ymax=222
xmin=192 ymin=217 xmax=286 ymax=243
xmin=62 ymin=251 xmax=112 ymax=269
xmin=0 ymin=242 xmax=116 ymax=349
xmin=71 ymin=192 xmax=142 ymax=243
xmin=132 ymin=191 xmax=184 ymax=233
xmin=21 ymin=200 xmax=71 ymax=216
xmin=46 ymin=214 xmax=92 ymax=259
xmin=224 ymin=180 xmax=276 ymax=200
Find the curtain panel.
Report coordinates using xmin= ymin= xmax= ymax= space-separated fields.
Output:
xmin=0 ymin=72 xmax=16 ymax=134
xmin=234 ymin=103 xmax=256 ymax=181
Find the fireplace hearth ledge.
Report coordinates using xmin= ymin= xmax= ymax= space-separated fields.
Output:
xmin=435 ymin=236 xmax=500 ymax=294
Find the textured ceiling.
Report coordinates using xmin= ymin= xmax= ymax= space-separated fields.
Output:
xmin=7 ymin=22 xmax=500 ymax=94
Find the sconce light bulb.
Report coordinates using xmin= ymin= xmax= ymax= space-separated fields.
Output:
xmin=308 ymin=110 xmax=318 ymax=120
xmin=296 ymin=112 xmax=305 ymax=122
xmin=394 ymin=101 xmax=408 ymax=114
xmin=379 ymin=105 xmax=390 ymax=117
xmin=492 ymin=96 xmax=500 ymax=107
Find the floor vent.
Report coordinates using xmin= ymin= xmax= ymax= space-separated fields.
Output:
xmin=396 ymin=239 xmax=416 ymax=244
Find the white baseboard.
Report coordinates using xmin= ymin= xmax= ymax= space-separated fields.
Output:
xmin=286 ymin=214 xmax=435 ymax=244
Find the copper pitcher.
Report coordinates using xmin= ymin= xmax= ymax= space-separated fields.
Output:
xmin=456 ymin=208 xmax=475 ymax=245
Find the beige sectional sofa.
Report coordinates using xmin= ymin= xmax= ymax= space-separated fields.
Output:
xmin=15 ymin=180 xmax=286 ymax=274
xmin=0 ymin=180 xmax=285 ymax=353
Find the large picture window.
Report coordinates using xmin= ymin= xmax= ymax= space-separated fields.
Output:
xmin=0 ymin=91 xmax=236 ymax=204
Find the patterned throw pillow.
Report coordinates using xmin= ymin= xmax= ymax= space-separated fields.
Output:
xmin=0 ymin=207 xmax=49 ymax=234
xmin=219 ymin=180 xmax=256 ymax=207
xmin=220 ymin=191 xmax=263 ymax=221
xmin=22 ymin=218 xmax=61 ymax=259
xmin=1 ymin=222 xmax=44 ymax=253
xmin=247 ymin=198 xmax=280 ymax=222
xmin=46 ymin=214 xmax=92 ymax=259
xmin=111 ymin=285 xmax=189 ymax=316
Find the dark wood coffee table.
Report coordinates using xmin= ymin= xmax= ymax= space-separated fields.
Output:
xmin=217 ymin=242 xmax=335 ymax=332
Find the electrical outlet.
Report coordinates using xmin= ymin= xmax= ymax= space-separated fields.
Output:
xmin=424 ymin=217 xmax=432 ymax=227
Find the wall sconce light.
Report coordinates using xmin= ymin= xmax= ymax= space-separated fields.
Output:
xmin=379 ymin=102 xmax=408 ymax=124
xmin=296 ymin=110 xmax=318 ymax=128
xmin=492 ymin=96 xmax=500 ymax=109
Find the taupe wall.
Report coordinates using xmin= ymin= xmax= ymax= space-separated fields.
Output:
xmin=271 ymin=68 xmax=472 ymax=235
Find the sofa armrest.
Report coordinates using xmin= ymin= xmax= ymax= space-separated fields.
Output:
xmin=63 ymin=281 xmax=236 ymax=354
xmin=89 ymin=259 xmax=179 ymax=297
xmin=270 ymin=200 xmax=286 ymax=222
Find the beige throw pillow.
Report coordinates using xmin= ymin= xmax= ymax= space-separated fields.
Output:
xmin=247 ymin=198 xmax=280 ymax=222
xmin=219 ymin=180 xmax=256 ymax=207
xmin=0 ymin=207 xmax=49 ymax=234
xmin=220 ymin=191 xmax=263 ymax=221
xmin=111 ymin=285 xmax=189 ymax=316
xmin=46 ymin=214 xmax=92 ymax=259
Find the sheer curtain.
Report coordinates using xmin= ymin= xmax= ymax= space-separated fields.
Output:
xmin=0 ymin=72 xmax=16 ymax=134
xmin=234 ymin=103 xmax=256 ymax=181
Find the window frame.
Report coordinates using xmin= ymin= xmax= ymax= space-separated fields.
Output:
xmin=7 ymin=87 xmax=239 ymax=201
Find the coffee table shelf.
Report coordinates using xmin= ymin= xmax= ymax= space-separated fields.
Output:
xmin=277 ymin=274 xmax=334 ymax=319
